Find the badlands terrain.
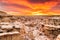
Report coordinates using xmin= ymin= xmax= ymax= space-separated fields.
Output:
xmin=0 ymin=11 xmax=60 ymax=40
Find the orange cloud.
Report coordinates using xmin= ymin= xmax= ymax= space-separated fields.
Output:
xmin=0 ymin=0 xmax=60 ymax=15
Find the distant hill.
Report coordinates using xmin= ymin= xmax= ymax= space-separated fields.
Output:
xmin=0 ymin=11 xmax=7 ymax=16
xmin=0 ymin=11 xmax=12 ymax=16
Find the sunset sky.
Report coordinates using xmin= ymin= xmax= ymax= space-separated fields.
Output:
xmin=0 ymin=0 xmax=60 ymax=15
